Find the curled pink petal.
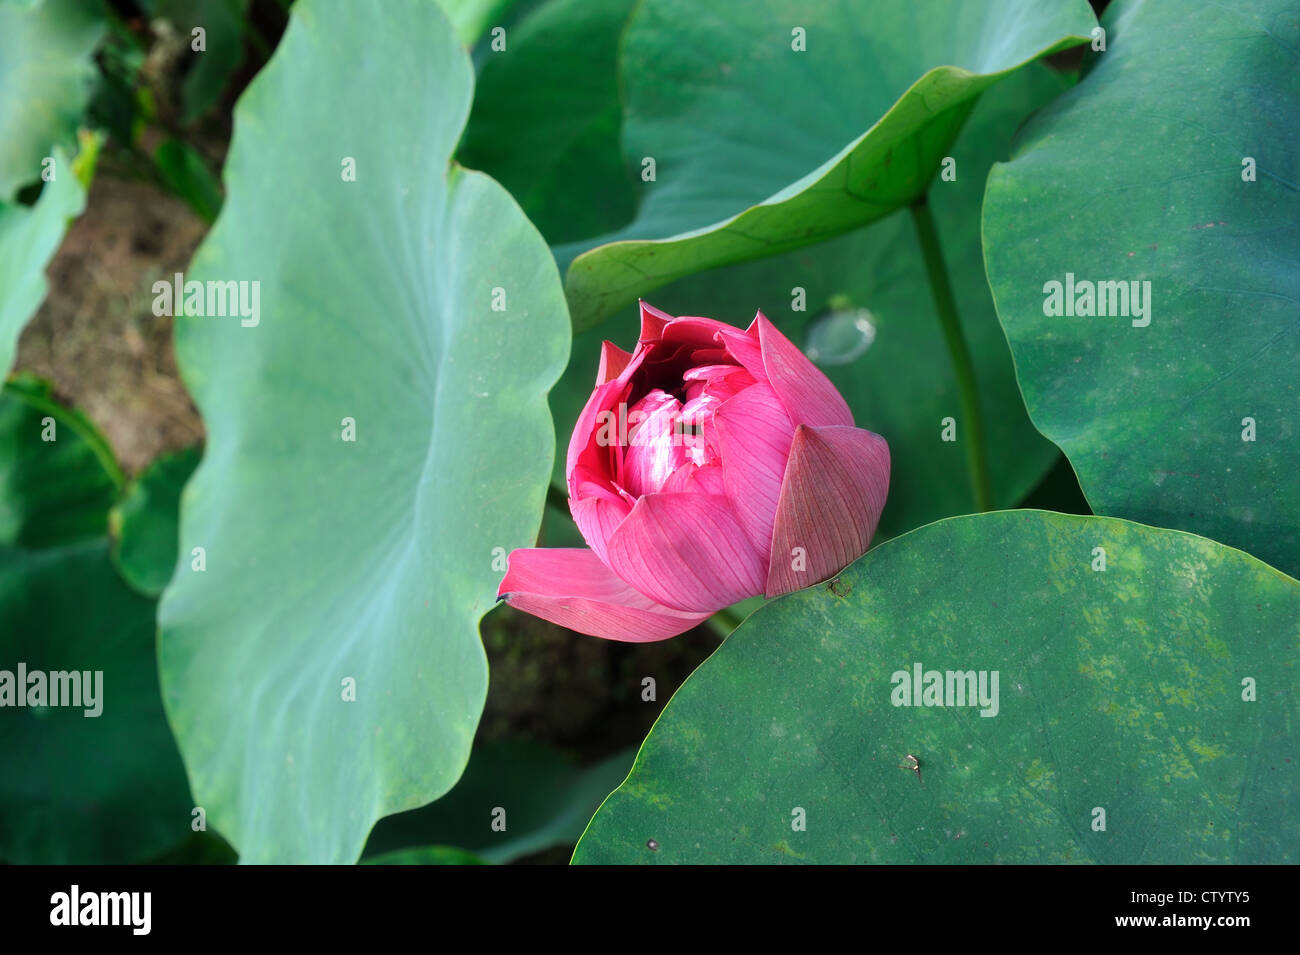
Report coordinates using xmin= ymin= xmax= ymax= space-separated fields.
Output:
xmin=606 ymin=492 xmax=766 ymax=613
xmin=712 ymin=321 xmax=766 ymax=383
xmin=765 ymin=424 xmax=890 ymax=597
xmin=659 ymin=315 xmax=741 ymax=351
xmin=498 ymin=548 xmax=710 ymax=642
xmin=752 ymin=311 xmax=853 ymax=428
xmin=638 ymin=300 xmax=673 ymax=342
xmin=566 ymin=378 xmax=625 ymax=495
xmin=570 ymin=492 xmax=632 ymax=565
xmin=713 ymin=383 xmax=796 ymax=562
xmin=596 ymin=340 xmax=633 ymax=386
xmin=682 ymin=363 xmax=757 ymax=405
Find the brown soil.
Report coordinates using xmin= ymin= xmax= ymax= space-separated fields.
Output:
xmin=480 ymin=604 xmax=721 ymax=761
xmin=15 ymin=171 xmax=207 ymax=474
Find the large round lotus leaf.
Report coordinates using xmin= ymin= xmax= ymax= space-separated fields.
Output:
xmin=550 ymin=66 xmax=1065 ymax=538
xmin=158 ymin=0 xmax=570 ymax=864
xmin=0 ymin=0 xmax=103 ymax=200
xmin=983 ymin=0 xmax=1300 ymax=577
xmin=563 ymin=0 xmax=1097 ymax=329
xmin=575 ymin=510 xmax=1300 ymax=864
xmin=0 ymin=383 xmax=191 ymax=863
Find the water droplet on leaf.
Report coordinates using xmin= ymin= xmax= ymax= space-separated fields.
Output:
xmin=803 ymin=307 xmax=876 ymax=366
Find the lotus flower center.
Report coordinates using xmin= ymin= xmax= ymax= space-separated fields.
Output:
xmin=621 ymin=388 xmax=720 ymax=496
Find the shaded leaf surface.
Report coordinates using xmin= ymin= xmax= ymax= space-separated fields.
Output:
xmin=563 ymin=0 xmax=1096 ymax=329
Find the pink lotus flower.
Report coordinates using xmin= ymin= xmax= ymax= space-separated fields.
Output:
xmin=498 ymin=301 xmax=890 ymax=641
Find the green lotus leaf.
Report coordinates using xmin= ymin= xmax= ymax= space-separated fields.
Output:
xmin=984 ymin=0 xmax=1300 ymax=577
xmin=0 ymin=382 xmax=191 ymax=863
xmin=457 ymin=0 xmax=639 ymax=245
xmin=0 ymin=153 xmax=86 ymax=376
xmin=157 ymin=0 xmax=570 ymax=863
xmin=576 ymin=510 xmax=1299 ymax=864
xmin=365 ymin=740 xmax=633 ymax=863
xmin=110 ymin=445 xmax=201 ymax=597
xmin=0 ymin=0 xmax=103 ymax=199
xmin=0 ymin=374 xmax=120 ymax=548
xmin=563 ymin=0 xmax=1097 ymax=330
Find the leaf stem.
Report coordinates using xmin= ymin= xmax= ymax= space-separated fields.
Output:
xmin=910 ymin=196 xmax=994 ymax=512
xmin=707 ymin=607 xmax=744 ymax=639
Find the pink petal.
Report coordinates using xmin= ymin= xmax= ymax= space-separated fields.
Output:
xmin=623 ymin=390 xmax=688 ymax=496
xmin=687 ymin=347 xmax=730 ymax=365
xmin=713 ymin=323 xmax=766 ymax=381
xmin=498 ymin=548 xmax=710 ymax=642
xmin=687 ymin=364 xmax=757 ymax=403
xmin=596 ymin=340 xmax=633 ymax=386
xmin=661 ymin=315 xmax=741 ymax=351
xmin=752 ymin=311 xmax=853 ymax=428
xmin=639 ymin=300 xmax=673 ymax=342
xmin=713 ymin=383 xmax=796 ymax=562
xmin=674 ymin=392 xmax=718 ymax=466
xmin=765 ymin=425 xmax=890 ymax=597
xmin=679 ymin=390 xmax=722 ymax=427
xmin=566 ymin=377 xmax=625 ymax=493
xmin=570 ymin=492 xmax=632 ymax=565
xmin=660 ymin=462 xmax=725 ymax=496
xmin=605 ymin=492 xmax=766 ymax=613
